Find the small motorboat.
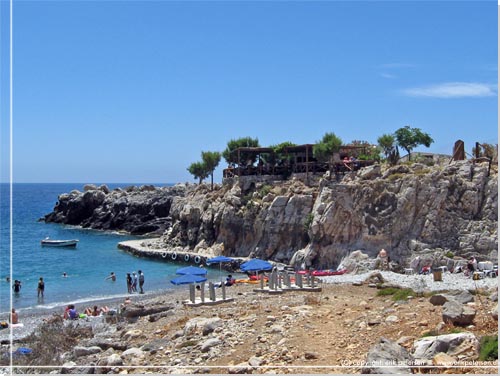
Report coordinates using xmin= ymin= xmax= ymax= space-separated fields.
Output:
xmin=41 ymin=237 xmax=79 ymax=248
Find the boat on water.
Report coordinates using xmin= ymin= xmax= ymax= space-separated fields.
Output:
xmin=41 ymin=238 xmax=79 ymax=248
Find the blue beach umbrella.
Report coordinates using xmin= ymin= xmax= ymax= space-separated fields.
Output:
xmin=206 ymin=256 xmax=234 ymax=264
xmin=176 ymin=265 xmax=207 ymax=276
xmin=240 ymin=258 xmax=272 ymax=272
xmin=207 ymin=256 xmax=234 ymax=282
xmin=170 ymin=274 xmax=207 ymax=285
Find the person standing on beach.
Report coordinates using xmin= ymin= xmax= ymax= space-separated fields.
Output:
xmin=126 ymin=273 xmax=132 ymax=293
xmin=131 ymin=272 xmax=138 ymax=293
xmin=37 ymin=277 xmax=45 ymax=298
xmin=10 ymin=308 xmax=18 ymax=324
xmin=138 ymin=270 xmax=145 ymax=294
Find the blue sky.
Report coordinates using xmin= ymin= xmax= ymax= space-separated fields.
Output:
xmin=0 ymin=0 xmax=497 ymax=184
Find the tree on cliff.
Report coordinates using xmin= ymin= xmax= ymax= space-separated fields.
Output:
xmin=313 ymin=132 xmax=343 ymax=171
xmin=394 ymin=126 xmax=433 ymax=161
xmin=261 ymin=141 xmax=297 ymax=166
xmin=202 ymin=151 xmax=221 ymax=190
xmin=187 ymin=161 xmax=209 ymax=184
xmin=377 ymin=133 xmax=399 ymax=165
xmin=222 ymin=137 xmax=260 ymax=166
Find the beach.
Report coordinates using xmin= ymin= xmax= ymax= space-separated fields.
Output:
xmin=1 ymin=270 xmax=497 ymax=374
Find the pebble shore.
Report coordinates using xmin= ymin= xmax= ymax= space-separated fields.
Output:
xmin=320 ymin=270 xmax=499 ymax=292
xmin=0 ymin=269 xmax=497 ymax=374
xmin=2 ymin=270 xmax=496 ymax=345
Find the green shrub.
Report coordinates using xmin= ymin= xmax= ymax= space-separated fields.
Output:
xmin=445 ymin=251 xmax=454 ymax=259
xmin=376 ymin=287 xmax=400 ymax=296
xmin=393 ymin=288 xmax=415 ymax=301
xmin=303 ymin=213 xmax=314 ymax=231
xmin=421 ymin=330 xmax=439 ymax=337
xmin=479 ymin=335 xmax=498 ymax=361
xmin=11 ymin=315 xmax=92 ymax=368
xmin=258 ymin=184 xmax=272 ymax=198
xmin=376 ymin=287 xmax=415 ymax=301
xmin=387 ymin=173 xmax=406 ymax=181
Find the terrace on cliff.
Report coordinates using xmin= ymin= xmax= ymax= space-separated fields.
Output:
xmin=222 ymin=143 xmax=376 ymax=182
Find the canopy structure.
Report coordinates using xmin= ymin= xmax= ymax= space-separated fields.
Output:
xmin=207 ymin=256 xmax=234 ymax=283
xmin=170 ymin=274 xmax=207 ymax=285
xmin=176 ymin=265 xmax=207 ymax=276
xmin=240 ymin=258 xmax=273 ymax=272
xmin=206 ymin=256 xmax=234 ymax=264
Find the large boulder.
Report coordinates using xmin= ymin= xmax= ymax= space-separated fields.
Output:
xmin=412 ymin=332 xmax=479 ymax=360
xmin=183 ymin=317 xmax=223 ymax=336
xmin=339 ymin=250 xmax=372 ymax=274
xmin=442 ymin=300 xmax=476 ymax=326
xmin=362 ymin=337 xmax=413 ymax=374
xmin=430 ymin=291 xmax=474 ymax=306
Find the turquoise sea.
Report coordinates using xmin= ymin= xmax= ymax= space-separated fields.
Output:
xmin=0 ymin=183 xmax=226 ymax=315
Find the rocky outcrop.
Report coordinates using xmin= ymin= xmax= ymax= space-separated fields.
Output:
xmin=43 ymin=184 xmax=187 ymax=235
xmin=43 ymin=160 xmax=498 ymax=268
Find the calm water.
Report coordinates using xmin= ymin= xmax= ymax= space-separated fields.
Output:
xmin=0 ymin=183 xmax=227 ymax=315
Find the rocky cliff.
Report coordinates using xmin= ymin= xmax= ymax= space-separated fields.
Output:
xmin=44 ymin=160 xmax=498 ymax=268
xmin=43 ymin=184 xmax=187 ymax=235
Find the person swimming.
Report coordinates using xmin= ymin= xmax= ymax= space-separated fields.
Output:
xmin=105 ymin=272 xmax=116 ymax=282
xmin=12 ymin=279 xmax=21 ymax=294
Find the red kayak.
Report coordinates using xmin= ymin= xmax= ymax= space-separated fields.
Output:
xmin=296 ymin=269 xmax=347 ymax=276
xmin=311 ymin=269 xmax=347 ymax=277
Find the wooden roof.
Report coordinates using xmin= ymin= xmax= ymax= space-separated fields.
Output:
xmin=230 ymin=147 xmax=274 ymax=155
xmin=283 ymin=144 xmax=315 ymax=153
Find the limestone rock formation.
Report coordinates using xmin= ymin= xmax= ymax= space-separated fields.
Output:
xmin=43 ymin=184 xmax=187 ymax=235
xmin=43 ymin=160 xmax=497 ymax=268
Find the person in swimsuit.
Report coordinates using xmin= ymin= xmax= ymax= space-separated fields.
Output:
xmin=12 ymin=280 xmax=21 ymax=294
xmin=126 ymin=273 xmax=132 ymax=293
xmin=37 ymin=277 xmax=45 ymax=298
xmin=10 ymin=308 xmax=18 ymax=324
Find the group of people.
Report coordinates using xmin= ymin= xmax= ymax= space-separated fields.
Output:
xmin=419 ymin=257 xmax=479 ymax=277
xmin=104 ymin=270 xmax=145 ymax=294
xmin=9 ymin=277 xmax=44 ymax=298
xmin=63 ymin=304 xmax=110 ymax=320
xmin=125 ymin=270 xmax=145 ymax=294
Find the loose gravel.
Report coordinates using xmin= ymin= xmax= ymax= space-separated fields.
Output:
xmin=319 ymin=270 xmax=499 ymax=292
